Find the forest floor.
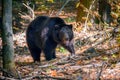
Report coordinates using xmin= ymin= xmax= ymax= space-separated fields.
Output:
xmin=0 ymin=26 xmax=120 ymax=80
xmin=0 ymin=12 xmax=120 ymax=80
xmin=12 ymin=25 xmax=120 ymax=80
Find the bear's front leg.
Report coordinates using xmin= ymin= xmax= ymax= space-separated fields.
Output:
xmin=63 ymin=43 xmax=75 ymax=56
xmin=43 ymin=40 xmax=57 ymax=61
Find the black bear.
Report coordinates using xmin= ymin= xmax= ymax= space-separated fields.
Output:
xmin=26 ymin=16 xmax=75 ymax=62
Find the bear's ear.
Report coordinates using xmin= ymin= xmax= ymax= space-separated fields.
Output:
xmin=55 ymin=25 xmax=59 ymax=28
xmin=69 ymin=24 xmax=73 ymax=29
xmin=55 ymin=25 xmax=61 ymax=30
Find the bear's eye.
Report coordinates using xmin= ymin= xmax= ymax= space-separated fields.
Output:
xmin=65 ymin=38 xmax=69 ymax=41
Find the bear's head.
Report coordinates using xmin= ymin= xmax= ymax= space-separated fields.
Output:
xmin=53 ymin=24 xmax=74 ymax=46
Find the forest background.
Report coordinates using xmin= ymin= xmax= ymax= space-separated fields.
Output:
xmin=0 ymin=0 xmax=120 ymax=80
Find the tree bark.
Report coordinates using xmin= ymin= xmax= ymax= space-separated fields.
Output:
xmin=2 ymin=0 xmax=16 ymax=76
xmin=98 ymin=0 xmax=112 ymax=24
xmin=77 ymin=0 xmax=92 ymax=22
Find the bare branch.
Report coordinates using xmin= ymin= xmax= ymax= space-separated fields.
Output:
xmin=56 ymin=0 xmax=71 ymax=16
xmin=22 ymin=3 xmax=35 ymax=20
xmin=23 ymin=75 xmax=71 ymax=80
xmin=96 ymin=62 xmax=106 ymax=80
xmin=83 ymin=0 xmax=97 ymax=32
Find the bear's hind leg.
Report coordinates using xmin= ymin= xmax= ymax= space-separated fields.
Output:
xmin=29 ymin=46 xmax=41 ymax=62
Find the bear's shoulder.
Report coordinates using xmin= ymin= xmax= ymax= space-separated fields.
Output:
xmin=50 ymin=17 xmax=65 ymax=24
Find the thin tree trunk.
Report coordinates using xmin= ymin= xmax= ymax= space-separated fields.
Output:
xmin=98 ymin=0 xmax=112 ymax=24
xmin=2 ymin=0 xmax=16 ymax=76
xmin=77 ymin=0 xmax=92 ymax=22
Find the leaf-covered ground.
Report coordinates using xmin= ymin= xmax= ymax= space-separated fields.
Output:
xmin=0 ymin=13 xmax=120 ymax=79
xmin=0 ymin=4 xmax=120 ymax=79
xmin=0 ymin=1 xmax=120 ymax=79
xmin=11 ymin=27 xmax=120 ymax=80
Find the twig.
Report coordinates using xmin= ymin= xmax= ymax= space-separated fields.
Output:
xmin=0 ymin=67 xmax=14 ymax=77
xmin=22 ymin=3 xmax=35 ymax=19
xmin=56 ymin=0 xmax=71 ymax=16
xmin=22 ymin=75 xmax=72 ymax=80
xmin=19 ymin=13 xmax=32 ymax=20
xmin=19 ymin=3 xmax=35 ymax=21
xmin=0 ymin=76 xmax=17 ymax=80
xmin=0 ymin=67 xmax=22 ymax=80
xmin=96 ymin=62 xmax=105 ymax=80
xmin=15 ymin=68 xmax=22 ymax=80
xmin=83 ymin=0 xmax=97 ymax=32
xmin=49 ymin=10 xmax=55 ymax=16
xmin=39 ymin=56 xmax=70 ymax=68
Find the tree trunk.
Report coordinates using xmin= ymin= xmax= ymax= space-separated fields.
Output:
xmin=2 ymin=0 xmax=16 ymax=76
xmin=98 ymin=0 xmax=112 ymax=24
xmin=77 ymin=0 xmax=92 ymax=22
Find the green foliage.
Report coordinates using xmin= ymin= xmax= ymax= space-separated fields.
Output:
xmin=59 ymin=46 xmax=67 ymax=53
xmin=64 ymin=17 xmax=76 ymax=23
xmin=36 ymin=0 xmax=55 ymax=11
xmin=37 ymin=4 xmax=48 ymax=11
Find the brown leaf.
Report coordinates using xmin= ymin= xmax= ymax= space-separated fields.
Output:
xmin=50 ymin=70 xmax=57 ymax=77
